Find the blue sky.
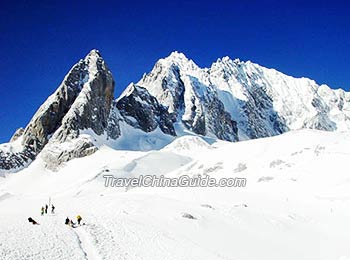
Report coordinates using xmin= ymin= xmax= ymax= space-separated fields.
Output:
xmin=0 ymin=0 xmax=349 ymax=143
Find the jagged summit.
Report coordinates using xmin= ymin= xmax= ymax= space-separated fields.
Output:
xmin=167 ymin=51 xmax=188 ymax=60
xmin=213 ymin=56 xmax=245 ymax=69
xmin=0 ymin=50 xmax=118 ymax=171
xmin=86 ymin=49 xmax=101 ymax=57
xmin=138 ymin=52 xmax=350 ymax=139
xmin=158 ymin=51 xmax=200 ymax=73
xmin=82 ymin=49 xmax=103 ymax=65
xmin=216 ymin=56 xmax=235 ymax=63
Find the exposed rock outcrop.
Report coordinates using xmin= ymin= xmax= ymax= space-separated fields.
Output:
xmin=10 ymin=128 xmax=24 ymax=142
xmin=0 ymin=49 xmax=119 ymax=172
xmin=137 ymin=52 xmax=239 ymax=141
xmin=117 ymin=84 xmax=176 ymax=136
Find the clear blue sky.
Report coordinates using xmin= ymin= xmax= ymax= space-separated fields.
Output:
xmin=0 ymin=0 xmax=349 ymax=143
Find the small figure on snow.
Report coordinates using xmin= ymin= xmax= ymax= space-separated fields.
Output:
xmin=41 ymin=206 xmax=45 ymax=216
xmin=65 ymin=217 xmax=76 ymax=227
xmin=45 ymin=204 xmax=48 ymax=214
xmin=77 ymin=215 xmax=82 ymax=225
xmin=28 ymin=217 xmax=39 ymax=225
xmin=51 ymin=204 xmax=55 ymax=214
xmin=69 ymin=219 xmax=76 ymax=227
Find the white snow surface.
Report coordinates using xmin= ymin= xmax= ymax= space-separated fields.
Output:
xmin=0 ymin=136 xmax=24 ymax=154
xmin=1 ymin=129 xmax=350 ymax=260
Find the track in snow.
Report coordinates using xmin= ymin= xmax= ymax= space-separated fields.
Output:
xmin=73 ymin=226 xmax=101 ymax=260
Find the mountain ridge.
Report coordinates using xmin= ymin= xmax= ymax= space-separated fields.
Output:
xmin=1 ymin=50 xmax=349 ymax=173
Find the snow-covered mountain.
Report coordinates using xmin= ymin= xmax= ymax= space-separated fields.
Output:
xmin=136 ymin=51 xmax=350 ymax=139
xmin=1 ymin=50 xmax=350 ymax=173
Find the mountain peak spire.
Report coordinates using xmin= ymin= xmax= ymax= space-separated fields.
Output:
xmin=168 ymin=51 xmax=188 ymax=59
xmin=86 ymin=49 xmax=101 ymax=58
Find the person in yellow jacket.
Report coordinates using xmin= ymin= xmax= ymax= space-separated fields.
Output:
xmin=77 ymin=215 xmax=82 ymax=225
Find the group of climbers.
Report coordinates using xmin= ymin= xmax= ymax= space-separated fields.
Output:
xmin=65 ymin=215 xmax=83 ymax=227
xmin=41 ymin=204 xmax=55 ymax=216
xmin=28 ymin=203 xmax=83 ymax=228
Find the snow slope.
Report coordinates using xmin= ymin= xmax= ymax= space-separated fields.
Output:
xmin=1 ymin=129 xmax=350 ymax=260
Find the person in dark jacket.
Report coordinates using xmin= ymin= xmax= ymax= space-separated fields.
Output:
xmin=65 ymin=217 xmax=70 ymax=225
xmin=28 ymin=217 xmax=39 ymax=225
xmin=51 ymin=204 xmax=55 ymax=214
xmin=45 ymin=204 xmax=48 ymax=214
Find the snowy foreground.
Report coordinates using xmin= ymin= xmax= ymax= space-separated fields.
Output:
xmin=1 ymin=130 xmax=350 ymax=260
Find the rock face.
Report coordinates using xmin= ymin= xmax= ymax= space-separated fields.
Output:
xmin=117 ymin=84 xmax=176 ymax=136
xmin=21 ymin=58 xmax=89 ymax=153
xmin=137 ymin=52 xmax=239 ymax=141
xmin=39 ymin=50 xmax=120 ymax=170
xmin=208 ymin=57 xmax=350 ymax=138
xmin=10 ymin=128 xmax=24 ymax=142
xmin=0 ymin=145 xmax=35 ymax=172
xmin=1 ymin=50 xmax=350 ymax=173
xmin=40 ymin=136 xmax=98 ymax=171
xmin=0 ymin=49 xmax=119 ymax=172
xmin=51 ymin=50 xmax=116 ymax=143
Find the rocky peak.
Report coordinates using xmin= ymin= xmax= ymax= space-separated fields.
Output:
xmin=21 ymin=58 xmax=90 ymax=153
xmin=136 ymin=52 xmax=239 ymax=141
xmin=157 ymin=51 xmax=200 ymax=74
xmin=1 ymin=50 xmax=118 ymax=172
xmin=86 ymin=49 xmax=101 ymax=58
xmin=51 ymin=49 xmax=115 ymax=142
xmin=10 ymin=128 xmax=24 ymax=142
xmin=167 ymin=51 xmax=188 ymax=60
